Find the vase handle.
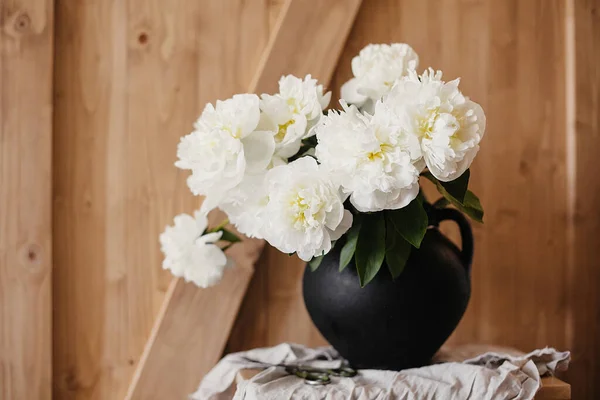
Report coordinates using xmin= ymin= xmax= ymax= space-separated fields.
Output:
xmin=434 ymin=208 xmax=474 ymax=273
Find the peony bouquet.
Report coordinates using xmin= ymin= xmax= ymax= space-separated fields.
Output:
xmin=160 ymin=43 xmax=486 ymax=288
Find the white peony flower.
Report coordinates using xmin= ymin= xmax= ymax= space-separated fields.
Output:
xmin=341 ymin=43 xmax=419 ymax=112
xmin=315 ymin=102 xmax=420 ymax=213
xmin=159 ymin=211 xmax=229 ymax=288
xmin=384 ymin=68 xmax=486 ymax=181
xmin=175 ymin=94 xmax=275 ymax=211
xmin=262 ymin=157 xmax=352 ymax=261
xmin=259 ymin=75 xmax=331 ymax=160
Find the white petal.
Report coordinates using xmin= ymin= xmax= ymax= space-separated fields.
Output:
xmin=341 ymin=78 xmax=367 ymax=106
xmin=200 ymin=192 xmax=226 ymax=214
xmin=320 ymin=91 xmax=332 ymax=110
xmin=290 ymin=116 xmax=308 ymax=142
xmin=242 ymin=130 xmax=275 ymax=173
xmin=470 ymin=100 xmax=487 ymax=139
xmin=275 ymin=139 xmax=302 ymax=159
xmin=183 ymin=245 xmax=227 ymax=288
xmin=297 ymin=248 xmax=314 ymax=262
xmin=382 ymin=182 xmax=420 ymax=210
xmin=330 ymin=210 xmax=353 ymax=241
xmin=256 ymin=111 xmax=278 ymax=132
xmin=350 ymin=190 xmax=385 ymax=213
xmin=193 ymin=210 xmax=209 ymax=232
xmin=233 ymin=94 xmax=261 ymax=137
xmin=260 ymin=95 xmax=293 ymax=125
xmin=198 ymin=231 xmax=223 ymax=245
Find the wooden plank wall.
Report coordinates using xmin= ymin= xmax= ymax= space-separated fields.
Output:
xmin=0 ymin=0 xmax=53 ymax=399
xmin=569 ymin=0 xmax=600 ymax=396
xmin=1 ymin=0 xmax=598 ymax=398
xmin=52 ymin=1 xmax=282 ymax=399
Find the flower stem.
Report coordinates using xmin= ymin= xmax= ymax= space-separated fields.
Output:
xmin=208 ymin=218 xmax=229 ymax=233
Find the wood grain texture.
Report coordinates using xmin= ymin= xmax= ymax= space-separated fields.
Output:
xmin=53 ymin=1 xmax=272 ymax=399
xmin=565 ymin=0 xmax=600 ymax=397
xmin=126 ymin=240 xmax=261 ymax=400
xmin=0 ymin=0 xmax=53 ymax=398
xmin=226 ymin=0 xmax=362 ymax=354
xmin=251 ymin=0 xmax=363 ymax=94
xmin=227 ymin=250 xmax=328 ymax=352
xmin=536 ymin=377 xmax=571 ymax=400
xmin=31 ymin=0 xmax=599 ymax=397
xmin=128 ymin=1 xmax=362 ymax=396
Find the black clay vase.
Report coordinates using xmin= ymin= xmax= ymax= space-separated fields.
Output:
xmin=302 ymin=208 xmax=473 ymax=370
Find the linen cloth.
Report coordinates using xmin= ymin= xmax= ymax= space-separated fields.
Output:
xmin=192 ymin=343 xmax=570 ymax=400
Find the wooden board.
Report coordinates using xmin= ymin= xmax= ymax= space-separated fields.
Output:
xmin=565 ymin=0 xmax=600 ymax=397
xmin=536 ymin=377 xmax=571 ymax=400
xmin=126 ymin=241 xmax=260 ymax=399
xmin=251 ymin=0 xmax=364 ymax=94
xmin=14 ymin=0 xmax=596 ymax=397
xmin=52 ymin=1 xmax=274 ymax=399
xmin=0 ymin=0 xmax=53 ymax=398
xmin=226 ymin=248 xmax=329 ymax=353
xmin=125 ymin=1 xmax=362 ymax=398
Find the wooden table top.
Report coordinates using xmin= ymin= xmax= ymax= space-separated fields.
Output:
xmin=236 ymin=369 xmax=570 ymax=400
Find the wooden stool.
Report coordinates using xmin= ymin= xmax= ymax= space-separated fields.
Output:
xmin=236 ymin=369 xmax=570 ymax=400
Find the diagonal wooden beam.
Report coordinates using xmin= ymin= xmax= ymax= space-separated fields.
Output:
xmin=250 ymin=0 xmax=363 ymax=93
xmin=125 ymin=1 xmax=362 ymax=398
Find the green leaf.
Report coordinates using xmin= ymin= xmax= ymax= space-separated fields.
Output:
xmin=308 ymin=255 xmax=323 ymax=271
xmin=302 ymin=135 xmax=318 ymax=147
xmin=207 ymin=218 xmax=230 ymax=233
xmin=423 ymin=171 xmax=484 ymax=223
xmin=218 ymin=228 xmax=241 ymax=243
xmin=440 ymin=169 xmax=470 ymax=203
xmin=386 ymin=198 xmax=428 ymax=248
xmin=339 ymin=214 xmax=362 ymax=272
xmin=461 ymin=190 xmax=484 ymax=223
xmin=385 ymin=220 xmax=412 ymax=279
xmin=355 ymin=213 xmax=386 ymax=287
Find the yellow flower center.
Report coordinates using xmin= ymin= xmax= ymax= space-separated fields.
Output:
xmin=367 ymin=151 xmax=383 ymax=161
xmin=366 ymin=143 xmax=393 ymax=162
xmin=290 ymin=193 xmax=309 ymax=227
xmin=417 ymin=111 xmax=437 ymax=139
xmin=222 ymin=125 xmax=243 ymax=139
xmin=417 ymin=107 xmax=462 ymax=141
xmin=275 ymin=120 xmax=295 ymax=142
xmin=286 ymin=98 xmax=300 ymax=113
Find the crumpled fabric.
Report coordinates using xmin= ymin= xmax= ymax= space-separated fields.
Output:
xmin=192 ymin=343 xmax=570 ymax=400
